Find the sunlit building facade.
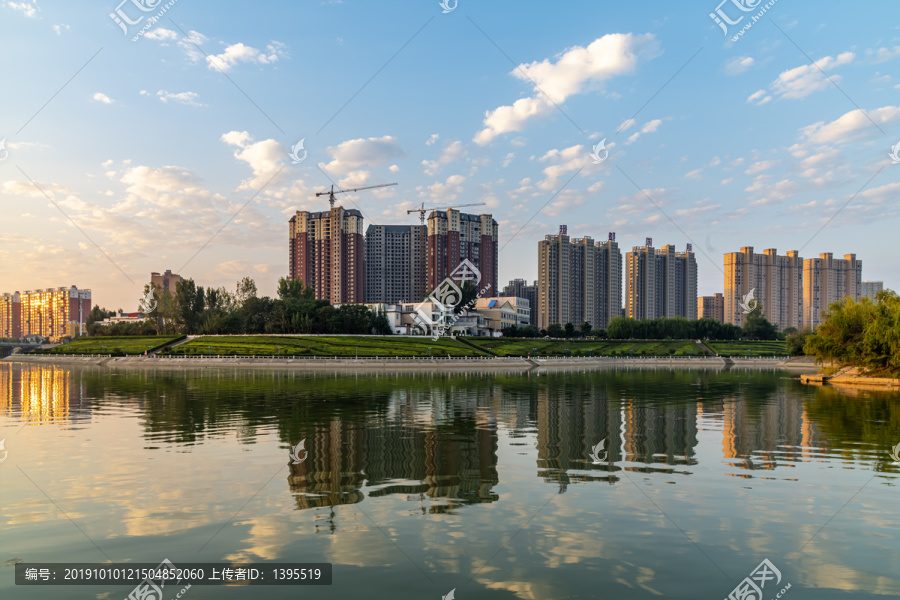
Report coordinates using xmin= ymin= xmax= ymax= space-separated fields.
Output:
xmin=724 ymin=247 xmax=803 ymax=330
xmin=803 ymin=252 xmax=862 ymax=329
xmin=0 ymin=286 xmax=91 ymax=341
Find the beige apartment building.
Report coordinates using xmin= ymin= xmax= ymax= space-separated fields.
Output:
xmin=625 ymin=240 xmax=697 ymax=320
xmin=724 ymin=247 xmax=803 ymax=329
xmin=537 ymin=228 xmax=622 ymax=330
xmin=150 ymin=270 xmax=183 ymax=295
xmin=698 ymin=293 xmax=725 ymax=323
xmin=860 ymin=281 xmax=883 ymax=301
xmin=802 ymin=253 xmax=862 ymax=329
xmin=0 ymin=286 xmax=91 ymax=341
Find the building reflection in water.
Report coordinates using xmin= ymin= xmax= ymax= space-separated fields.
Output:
xmin=1 ymin=364 xmax=832 ymax=525
xmin=0 ymin=363 xmax=89 ymax=426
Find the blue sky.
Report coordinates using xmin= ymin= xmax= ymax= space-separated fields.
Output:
xmin=1 ymin=0 xmax=898 ymax=311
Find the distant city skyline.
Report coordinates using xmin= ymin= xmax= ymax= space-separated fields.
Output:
xmin=1 ymin=2 xmax=898 ymax=310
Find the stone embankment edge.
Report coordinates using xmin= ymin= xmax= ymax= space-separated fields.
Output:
xmin=4 ymin=354 xmax=818 ymax=372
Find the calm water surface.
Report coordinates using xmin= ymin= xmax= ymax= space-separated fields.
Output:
xmin=0 ymin=363 xmax=898 ymax=599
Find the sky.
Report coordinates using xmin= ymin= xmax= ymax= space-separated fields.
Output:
xmin=1 ymin=0 xmax=898 ymax=311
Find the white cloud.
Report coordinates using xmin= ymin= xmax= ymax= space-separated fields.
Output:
xmin=725 ymin=56 xmax=754 ymax=75
xmin=426 ymin=134 xmax=439 ymax=146
xmin=502 ymin=153 xmax=515 ymax=168
xmin=624 ymin=118 xmax=662 ymax=145
xmin=221 ymin=130 xmax=289 ymax=191
xmin=617 ymin=118 xmax=636 ymax=133
xmin=92 ymin=92 xmax=114 ymax=104
xmin=52 ymin=24 xmax=69 ymax=35
xmin=747 ymin=89 xmax=771 ymax=105
xmin=320 ymin=136 xmax=405 ymax=178
xmin=474 ymin=33 xmax=659 ymax=145
xmin=421 ymin=140 xmax=467 ymax=176
xmin=207 ymin=41 xmax=286 ymax=71
xmin=7 ymin=1 xmax=38 ymax=17
xmin=801 ymin=105 xmax=900 ymax=144
xmin=765 ymin=52 xmax=855 ymax=100
xmin=157 ymin=90 xmax=205 ymax=107
xmin=864 ymin=46 xmax=900 ymax=64
xmin=745 ymin=159 xmax=777 ymax=175
xmin=419 ymin=174 xmax=466 ymax=203
xmin=145 ymin=28 xmax=178 ymax=41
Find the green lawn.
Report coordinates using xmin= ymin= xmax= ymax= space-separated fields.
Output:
xmin=165 ymin=335 xmax=481 ymax=357
xmin=42 ymin=336 xmax=183 ymax=356
xmin=704 ymin=340 xmax=788 ymax=356
xmin=461 ymin=338 xmax=708 ymax=357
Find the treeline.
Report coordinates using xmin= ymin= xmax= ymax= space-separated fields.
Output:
xmin=805 ymin=290 xmax=900 ymax=376
xmin=88 ymin=277 xmax=393 ymax=336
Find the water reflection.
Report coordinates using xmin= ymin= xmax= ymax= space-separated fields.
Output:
xmin=1 ymin=362 xmax=899 ymax=599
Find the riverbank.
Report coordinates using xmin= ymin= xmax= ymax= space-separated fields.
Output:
xmin=4 ymin=354 xmax=817 ymax=372
xmin=801 ymin=366 xmax=900 ymax=388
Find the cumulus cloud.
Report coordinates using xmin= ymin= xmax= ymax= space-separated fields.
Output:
xmin=745 ymin=159 xmax=777 ymax=175
xmin=474 ymin=33 xmax=659 ymax=145
xmin=92 ymin=92 xmax=114 ymax=104
xmin=747 ymin=89 xmax=771 ymax=105
xmin=207 ymin=41 xmax=286 ymax=71
xmin=753 ymin=52 xmax=855 ymax=102
xmin=417 ymin=174 xmax=466 ymax=203
xmin=221 ymin=130 xmax=288 ymax=191
xmin=319 ymin=136 xmax=405 ymax=184
xmin=145 ymin=27 xmax=178 ymax=41
xmin=52 ymin=24 xmax=69 ymax=35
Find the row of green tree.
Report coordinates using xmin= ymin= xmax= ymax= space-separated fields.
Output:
xmin=87 ymin=277 xmax=394 ymax=336
xmin=804 ymin=290 xmax=900 ymax=376
xmin=501 ymin=310 xmax=782 ymax=341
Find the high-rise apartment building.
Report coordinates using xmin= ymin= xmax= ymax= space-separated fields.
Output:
xmin=861 ymin=281 xmax=884 ymax=301
xmin=365 ymin=224 xmax=427 ymax=303
xmin=802 ymin=253 xmax=862 ymax=329
xmin=150 ymin=270 xmax=183 ymax=295
xmin=427 ymin=209 xmax=498 ymax=295
xmin=1 ymin=293 xmax=21 ymax=338
xmin=724 ymin=247 xmax=803 ymax=329
xmin=625 ymin=240 xmax=697 ymax=320
xmin=501 ymin=279 xmax=538 ymax=326
xmin=289 ymin=206 xmax=365 ymax=303
xmin=537 ymin=228 xmax=622 ymax=330
xmin=697 ymin=293 xmax=725 ymax=323
xmin=0 ymin=286 xmax=91 ymax=341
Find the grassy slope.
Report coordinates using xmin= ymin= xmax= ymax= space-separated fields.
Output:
xmin=704 ymin=340 xmax=787 ymax=356
xmin=43 ymin=336 xmax=181 ymax=355
xmin=166 ymin=335 xmax=481 ymax=357
xmin=460 ymin=338 xmax=707 ymax=357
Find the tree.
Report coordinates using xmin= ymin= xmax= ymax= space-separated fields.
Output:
xmin=564 ymin=323 xmax=576 ymax=338
xmin=368 ymin=308 xmax=393 ymax=335
xmin=591 ymin=328 xmax=607 ymax=339
xmin=742 ymin=307 xmax=777 ymax=340
xmin=175 ymin=279 xmax=205 ymax=334
xmin=547 ymin=324 xmax=564 ymax=338
xmin=580 ymin=322 xmax=592 ymax=337
xmin=786 ymin=328 xmax=812 ymax=356
xmin=86 ymin=305 xmax=115 ymax=335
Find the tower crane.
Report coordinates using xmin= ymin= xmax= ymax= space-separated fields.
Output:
xmin=316 ymin=183 xmax=398 ymax=209
xmin=406 ymin=202 xmax=487 ymax=225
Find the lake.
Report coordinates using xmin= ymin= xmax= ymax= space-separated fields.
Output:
xmin=0 ymin=362 xmax=898 ymax=599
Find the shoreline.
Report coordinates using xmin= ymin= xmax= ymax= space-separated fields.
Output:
xmin=3 ymin=354 xmax=818 ymax=372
